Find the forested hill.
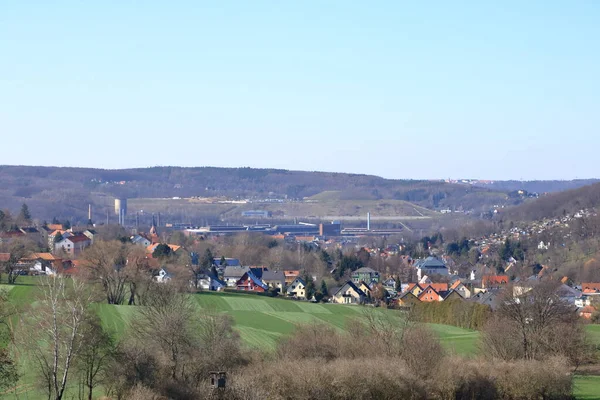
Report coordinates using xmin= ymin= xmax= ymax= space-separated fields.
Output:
xmin=501 ymin=182 xmax=600 ymax=221
xmin=474 ymin=179 xmax=600 ymax=194
xmin=0 ymin=165 xmax=513 ymax=220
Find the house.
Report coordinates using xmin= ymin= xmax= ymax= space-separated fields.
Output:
xmin=414 ymin=256 xmax=449 ymax=280
xmin=555 ymin=284 xmax=581 ymax=304
xmin=450 ymin=280 xmax=471 ymax=299
xmin=146 ymin=243 xmax=184 ymax=257
xmin=471 ymin=290 xmax=501 ymax=310
xmin=54 ymin=235 xmax=91 ymax=256
xmin=131 ymin=234 xmax=151 ymax=247
xmin=236 ymin=271 xmax=268 ymax=292
xmin=331 ymin=281 xmax=367 ymax=305
xmin=20 ymin=253 xmax=61 ymax=275
xmin=351 ymin=267 xmax=380 ymax=284
xmin=83 ymin=229 xmax=97 ymax=244
xmin=397 ymin=291 xmax=420 ymax=306
xmin=581 ymin=283 xmax=600 ymax=294
xmin=482 ymin=275 xmax=509 ymax=289
xmin=261 ymin=270 xmax=285 ymax=290
xmin=286 ymin=277 xmax=307 ymax=299
xmin=442 ymin=290 xmax=465 ymax=302
xmin=418 ymin=285 xmax=443 ymax=302
xmin=0 ymin=253 xmax=10 ymax=263
xmin=284 ymin=270 xmax=300 ymax=285
xmin=155 ymin=267 xmax=172 ymax=283
xmin=383 ymin=277 xmax=397 ymax=289
xmin=198 ymin=273 xmax=226 ymax=291
xmin=358 ymin=281 xmax=372 ymax=297
xmin=406 ymin=283 xmax=424 ymax=297
xmin=428 ymin=283 xmax=449 ymax=293
xmin=575 ymin=295 xmax=592 ymax=308
xmin=223 ymin=266 xmax=250 ymax=287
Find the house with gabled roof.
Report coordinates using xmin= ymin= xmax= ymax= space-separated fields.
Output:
xmin=482 ymin=275 xmax=509 ymax=289
xmin=223 ymin=266 xmax=250 ymax=287
xmin=358 ymin=281 xmax=372 ymax=297
xmin=397 ymin=291 xmax=420 ymax=306
xmin=442 ymin=290 xmax=465 ymax=302
xmin=284 ymin=270 xmax=300 ymax=285
xmin=236 ymin=271 xmax=268 ymax=292
xmin=286 ymin=277 xmax=307 ymax=299
xmin=414 ymin=256 xmax=449 ymax=280
xmin=418 ymin=285 xmax=443 ymax=302
xmin=331 ymin=281 xmax=366 ymax=305
xmin=146 ymin=243 xmax=183 ymax=256
xmin=581 ymin=283 xmax=600 ymax=294
xmin=351 ymin=267 xmax=380 ymax=284
xmin=54 ymin=235 xmax=91 ymax=257
xmin=261 ymin=270 xmax=285 ymax=290
xmin=198 ymin=273 xmax=226 ymax=291
xmin=450 ymin=280 xmax=471 ymax=299
xmin=131 ymin=234 xmax=151 ymax=247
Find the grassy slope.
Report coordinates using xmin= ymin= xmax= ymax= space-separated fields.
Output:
xmin=129 ymin=197 xmax=438 ymax=220
xmin=2 ymin=283 xmax=600 ymax=399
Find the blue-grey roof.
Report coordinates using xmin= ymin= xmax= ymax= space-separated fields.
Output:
xmin=214 ymin=258 xmax=242 ymax=267
xmin=415 ymin=256 xmax=446 ymax=269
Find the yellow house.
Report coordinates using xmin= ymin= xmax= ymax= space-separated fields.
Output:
xmin=286 ymin=277 xmax=307 ymax=299
xmin=407 ymin=283 xmax=424 ymax=297
xmin=332 ymin=281 xmax=367 ymax=305
xmin=358 ymin=281 xmax=371 ymax=296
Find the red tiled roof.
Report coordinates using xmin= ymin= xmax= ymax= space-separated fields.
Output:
xmin=450 ymin=280 xmax=463 ymax=290
xmin=67 ymin=235 xmax=91 ymax=243
xmin=582 ymin=283 xmax=600 ymax=292
xmin=428 ymin=283 xmax=449 ymax=292
xmin=0 ymin=253 xmax=10 ymax=262
xmin=482 ymin=275 xmax=509 ymax=286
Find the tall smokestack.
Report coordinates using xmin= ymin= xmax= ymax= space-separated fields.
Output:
xmin=88 ymin=204 xmax=92 ymax=221
xmin=367 ymin=212 xmax=371 ymax=231
xmin=157 ymin=212 xmax=161 ymax=228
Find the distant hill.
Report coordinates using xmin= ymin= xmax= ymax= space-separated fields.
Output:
xmin=473 ymin=179 xmax=600 ymax=194
xmin=500 ymin=182 xmax=600 ymax=221
xmin=0 ymin=165 xmax=513 ymax=223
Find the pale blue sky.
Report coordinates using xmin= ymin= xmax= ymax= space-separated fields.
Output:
xmin=1 ymin=1 xmax=598 ymax=180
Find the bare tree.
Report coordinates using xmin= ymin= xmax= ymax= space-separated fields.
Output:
xmin=131 ymin=283 xmax=197 ymax=381
xmin=125 ymin=246 xmax=154 ymax=305
xmin=18 ymin=276 xmax=92 ymax=400
xmin=483 ymin=281 xmax=587 ymax=363
xmin=75 ymin=315 xmax=115 ymax=400
xmin=81 ymin=241 xmax=128 ymax=304
xmin=1 ymin=239 xmax=37 ymax=284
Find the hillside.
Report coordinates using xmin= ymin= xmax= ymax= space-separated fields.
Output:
xmin=3 ymin=282 xmax=600 ymax=399
xmin=501 ymin=182 xmax=600 ymax=221
xmin=0 ymin=165 xmax=511 ymax=223
xmin=474 ymin=179 xmax=600 ymax=194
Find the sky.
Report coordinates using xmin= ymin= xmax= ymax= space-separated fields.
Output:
xmin=1 ymin=1 xmax=599 ymax=180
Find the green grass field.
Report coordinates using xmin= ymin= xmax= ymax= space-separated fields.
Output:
xmin=2 ymin=282 xmax=600 ymax=399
